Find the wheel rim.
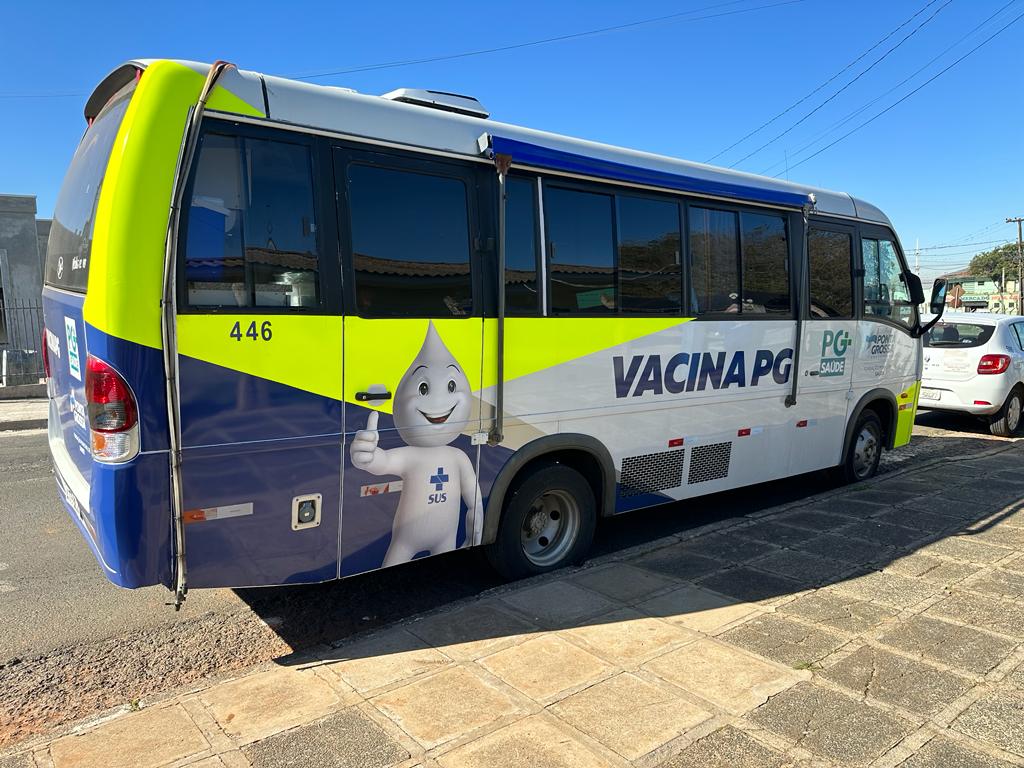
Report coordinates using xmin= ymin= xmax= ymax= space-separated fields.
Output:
xmin=520 ymin=488 xmax=581 ymax=567
xmin=1007 ymin=395 xmax=1022 ymax=433
xmin=852 ymin=422 xmax=880 ymax=479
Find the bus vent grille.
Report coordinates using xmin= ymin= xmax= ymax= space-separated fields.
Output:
xmin=688 ymin=442 xmax=732 ymax=484
xmin=619 ymin=450 xmax=686 ymax=497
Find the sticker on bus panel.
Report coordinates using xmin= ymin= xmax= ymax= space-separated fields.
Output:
xmin=183 ymin=503 xmax=254 ymax=524
xmin=64 ymin=316 xmax=81 ymax=381
xmin=350 ymin=322 xmax=484 ymax=566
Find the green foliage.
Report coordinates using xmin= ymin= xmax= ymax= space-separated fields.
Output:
xmin=969 ymin=243 xmax=1022 ymax=281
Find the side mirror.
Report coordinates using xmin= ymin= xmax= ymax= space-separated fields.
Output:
xmin=905 ymin=272 xmax=926 ymax=305
xmin=929 ymin=278 xmax=948 ymax=315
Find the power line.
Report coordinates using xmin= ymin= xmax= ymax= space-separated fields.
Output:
xmin=289 ymin=0 xmax=807 ymax=81
xmin=778 ymin=7 xmax=1024 ymax=175
xmin=727 ymin=0 xmax=951 ymax=169
xmin=759 ymin=0 xmax=1020 ymax=176
xmin=705 ymin=0 xmax=943 ymax=163
xmin=917 ymin=238 xmax=1015 ymax=250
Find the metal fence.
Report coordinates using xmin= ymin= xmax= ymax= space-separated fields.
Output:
xmin=0 ymin=299 xmax=45 ymax=386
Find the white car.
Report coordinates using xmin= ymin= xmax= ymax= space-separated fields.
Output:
xmin=919 ymin=312 xmax=1024 ymax=436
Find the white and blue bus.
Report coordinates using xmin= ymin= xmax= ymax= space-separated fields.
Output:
xmin=41 ymin=59 xmax=945 ymax=606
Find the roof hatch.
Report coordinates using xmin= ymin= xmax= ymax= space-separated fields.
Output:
xmin=381 ymin=88 xmax=488 ymax=119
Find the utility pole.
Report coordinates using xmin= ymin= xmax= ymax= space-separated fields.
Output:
xmin=1009 ymin=217 xmax=1024 ymax=316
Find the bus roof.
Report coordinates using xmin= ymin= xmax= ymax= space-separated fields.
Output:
xmin=90 ymin=59 xmax=892 ymax=225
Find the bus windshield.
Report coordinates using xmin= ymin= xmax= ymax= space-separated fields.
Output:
xmin=45 ymin=83 xmax=133 ymax=293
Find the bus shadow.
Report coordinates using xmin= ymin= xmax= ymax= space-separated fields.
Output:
xmin=236 ymin=431 xmax=1021 ymax=664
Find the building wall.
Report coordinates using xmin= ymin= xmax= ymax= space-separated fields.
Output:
xmin=0 ymin=194 xmax=45 ymax=353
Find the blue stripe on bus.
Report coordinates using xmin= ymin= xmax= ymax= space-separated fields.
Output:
xmin=488 ymin=135 xmax=810 ymax=209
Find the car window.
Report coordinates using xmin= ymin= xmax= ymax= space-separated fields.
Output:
xmin=922 ymin=321 xmax=996 ymax=348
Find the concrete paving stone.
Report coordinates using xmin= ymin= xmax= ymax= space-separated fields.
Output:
xmin=698 ymin=566 xmax=804 ymax=603
xmin=821 ymin=645 xmax=973 ymax=716
xmin=896 ymin=734 xmax=1017 ymax=768
xmin=551 ymin=672 xmax=711 ymax=761
xmin=49 ymin=704 xmax=209 ymax=768
xmin=657 ymin=725 xmax=794 ymax=768
xmin=849 ymin=487 xmax=923 ymax=507
xmin=929 ymin=495 xmax=1011 ymax=521
xmin=637 ymin=583 xmax=762 ymax=633
xmin=939 ymin=484 xmax=1023 ymax=507
xmin=953 ymin=689 xmax=1024 ymax=757
xmin=928 ymin=591 xmax=1024 ymax=638
xmin=241 ymin=707 xmax=409 ymax=768
xmin=1010 ymin=661 xmax=1024 ymax=687
xmin=997 ymin=507 xmax=1024 ymax=529
xmin=720 ymin=613 xmax=848 ymax=667
xmin=734 ymin=520 xmax=819 ymax=549
xmin=841 ymin=519 xmax=929 ymax=548
xmin=684 ymin=533 xmax=776 ymax=564
xmin=1002 ymin=554 xmax=1024 ymax=572
xmin=435 ymin=714 xmax=616 ymax=768
xmin=557 ymin=607 xmax=695 ymax=666
xmin=750 ymin=681 xmax=915 ymax=764
xmin=372 ymin=666 xmax=525 ymax=750
xmin=923 ymin=536 xmax=1013 ymax=564
xmin=498 ymin=580 xmax=616 ymax=629
xmin=820 ymin=495 xmax=892 ymax=516
xmin=897 ymin=494 xmax=974 ymax=517
xmin=797 ymin=533 xmax=895 ymax=565
xmin=643 ymin=637 xmax=803 ymax=714
xmin=779 ymin=591 xmax=898 ymax=634
xmin=634 ymin=546 xmax=724 ymax=582
xmin=200 ymin=665 xmax=344 ymax=745
xmin=405 ymin=601 xmax=538 ymax=661
xmin=325 ymin=628 xmax=451 ymax=693
xmin=478 ymin=634 xmax=612 ymax=702
xmin=749 ymin=549 xmax=853 ymax=587
xmin=874 ymin=507 xmax=958 ymax=535
xmin=0 ymin=754 xmax=34 ymax=768
xmin=571 ymin=562 xmax=677 ymax=604
xmin=966 ymin=524 xmax=1024 ymax=549
xmin=831 ymin=570 xmax=937 ymax=609
xmin=965 ymin=567 xmax=1024 ymax=600
xmin=884 ymin=553 xmax=980 ymax=586
xmin=777 ymin=508 xmax=855 ymax=532
xmin=879 ymin=614 xmax=1018 ymax=675
xmin=874 ymin=477 xmax=941 ymax=494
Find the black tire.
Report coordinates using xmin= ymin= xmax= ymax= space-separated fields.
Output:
xmin=484 ymin=462 xmax=597 ymax=581
xmin=839 ymin=409 xmax=883 ymax=484
xmin=989 ymin=388 xmax=1023 ymax=437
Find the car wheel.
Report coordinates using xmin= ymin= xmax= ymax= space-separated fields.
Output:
xmin=485 ymin=462 xmax=596 ymax=581
xmin=840 ymin=409 xmax=883 ymax=484
xmin=989 ymin=388 xmax=1022 ymax=437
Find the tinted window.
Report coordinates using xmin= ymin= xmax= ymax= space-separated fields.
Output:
xmin=863 ymin=237 xmax=912 ymax=327
xmin=46 ymin=85 xmax=133 ymax=292
xmin=923 ymin=322 xmax=996 ymax=348
xmin=348 ymin=164 xmax=472 ymax=317
xmin=505 ymin=176 xmax=539 ymax=314
xmin=741 ymin=212 xmax=789 ymax=314
xmin=808 ymin=229 xmax=853 ymax=318
xmin=546 ymin=186 xmax=615 ymax=313
xmin=617 ymin=196 xmax=681 ymax=314
xmin=184 ymin=134 xmax=320 ymax=308
xmin=690 ymin=207 xmax=739 ymax=313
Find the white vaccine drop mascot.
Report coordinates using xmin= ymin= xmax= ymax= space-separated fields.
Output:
xmin=350 ymin=323 xmax=484 ymax=566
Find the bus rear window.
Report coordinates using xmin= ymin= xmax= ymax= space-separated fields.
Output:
xmin=923 ymin=321 xmax=995 ymax=348
xmin=45 ymin=85 xmax=133 ymax=293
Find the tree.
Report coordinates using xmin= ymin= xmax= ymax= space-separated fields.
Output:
xmin=969 ymin=243 xmax=1020 ymax=282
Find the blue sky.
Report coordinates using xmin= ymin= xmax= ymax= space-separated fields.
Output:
xmin=2 ymin=0 xmax=1021 ymax=284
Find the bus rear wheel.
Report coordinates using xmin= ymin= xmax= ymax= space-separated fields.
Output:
xmin=485 ymin=462 xmax=596 ymax=581
xmin=840 ymin=409 xmax=883 ymax=484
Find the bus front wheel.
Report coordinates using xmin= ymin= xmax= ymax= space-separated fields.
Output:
xmin=840 ymin=409 xmax=883 ymax=484
xmin=485 ymin=462 xmax=597 ymax=581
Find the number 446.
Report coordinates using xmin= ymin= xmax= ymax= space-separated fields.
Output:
xmin=229 ymin=320 xmax=273 ymax=341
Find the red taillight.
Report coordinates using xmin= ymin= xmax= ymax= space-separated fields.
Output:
xmin=41 ymin=327 xmax=51 ymax=379
xmin=977 ymin=354 xmax=1010 ymax=375
xmin=85 ymin=355 xmax=137 ymax=432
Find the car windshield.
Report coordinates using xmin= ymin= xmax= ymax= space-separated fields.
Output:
xmin=922 ymin=321 xmax=996 ymax=348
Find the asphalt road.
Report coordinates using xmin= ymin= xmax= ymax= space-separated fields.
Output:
xmin=0 ymin=409 xmax=1014 ymax=747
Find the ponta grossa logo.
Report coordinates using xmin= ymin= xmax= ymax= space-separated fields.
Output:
xmin=819 ymin=329 xmax=850 ymax=377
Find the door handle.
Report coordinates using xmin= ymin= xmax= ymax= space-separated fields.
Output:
xmin=355 ymin=390 xmax=392 ymax=402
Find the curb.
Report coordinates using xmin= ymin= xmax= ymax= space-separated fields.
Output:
xmin=0 ymin=418 xmax=47 ymax=432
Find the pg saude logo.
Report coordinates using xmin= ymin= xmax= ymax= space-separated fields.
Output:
xmin=819 ymin=329 xmax=850 ymax=377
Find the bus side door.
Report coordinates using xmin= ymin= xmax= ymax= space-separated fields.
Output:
xmin=174 ymin=124 xmax=345 ymax=588
xmin=333 ymin=146 xmax=489 ymax=576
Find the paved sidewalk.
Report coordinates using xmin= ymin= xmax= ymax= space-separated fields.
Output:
xmin=0 ymin=398 xmax=47 ymax=432
xmin=5 ymin=445 xmax=1024 ymax=768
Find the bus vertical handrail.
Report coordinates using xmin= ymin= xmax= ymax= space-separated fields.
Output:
xmin=488 ymin=152 xmax=512 ymax=445
xmin=785 ymin=194 xmax=815 ymax=408
xmin=161 ymin=60 xmax=235 ymax=609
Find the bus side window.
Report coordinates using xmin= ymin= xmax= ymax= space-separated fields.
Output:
xmin=689 ymin=207 xmax=739 ymax=314
xmin=617 ymin=195 xmax=682 ymax=314
xmin=184 ymin=133 xmax=320 ymax=309
xmin=545 ymin=185 xmax=616 ymax=314
xmin=808 ymin=229 xmax=854 ymax=319
xmin=505 ymin=176 xmax=541 ymax=315
xmin=740 ymin=211 xmax=789 ymax=314
xmin=862 ymin=236 xmax=912 ymax=327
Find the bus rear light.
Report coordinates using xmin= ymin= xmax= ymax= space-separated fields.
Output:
xmin=85 ymin=355 xmax=139 ymax=462
xmin=978 ymin=354 xmax=1010 ymax=375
